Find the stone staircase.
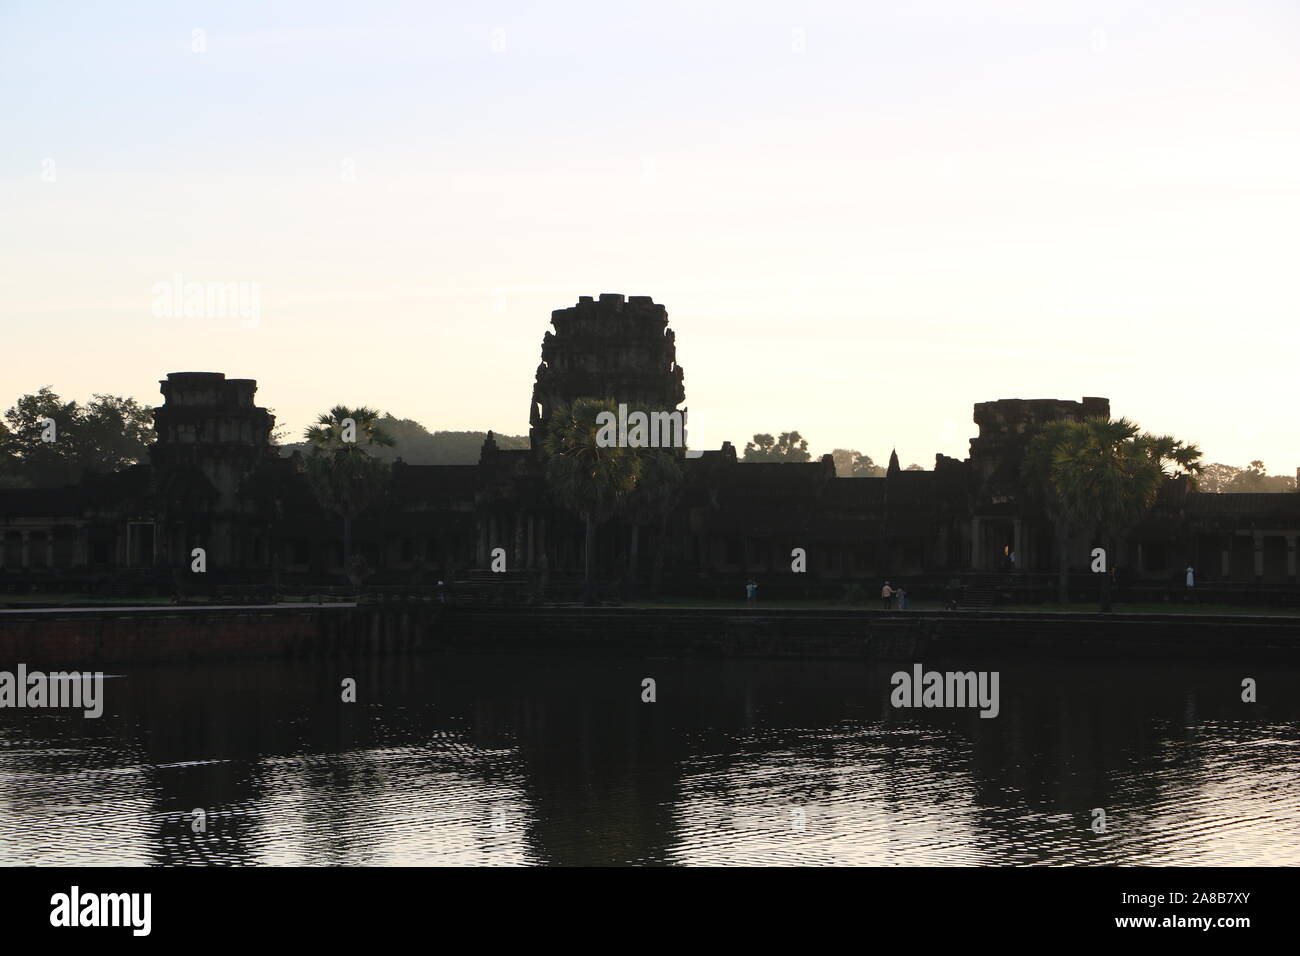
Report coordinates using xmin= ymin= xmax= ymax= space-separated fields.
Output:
xmin=962 ymin=575 xmax=1013 ymax=609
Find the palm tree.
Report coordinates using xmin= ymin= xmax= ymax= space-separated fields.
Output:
xmin=542 ymin=398 xmax=641 ymax=606
xmin=1139 ymin=434 xmax=1204 ymax=480
xmin=1022 ymin=420 xmax=1080 ymax=605
xmin=623 ymin=447 xmax=685 ymax=600
xmin=1050 ymin=417 xmax=1166 ymax=611
xmin=303 ymin=405 xmax=395 ymax=581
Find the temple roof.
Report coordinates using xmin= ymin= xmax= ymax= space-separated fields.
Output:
xmin=823 ymin=478 xmax=887 ymax=508
xmin=0 ymin=486 xmax=81 ymax=517
xmin=390 ymin=464 xmax=479 ymax=504
xmin=1186 ymin=493 xmax=1300 ymax=516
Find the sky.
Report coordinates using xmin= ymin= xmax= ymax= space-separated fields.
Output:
xmin=2 ymin=0 xmax=1298 ymax=472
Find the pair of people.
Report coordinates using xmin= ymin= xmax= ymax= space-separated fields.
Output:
xmin=745 ymin=579 xmax=758 ymax=607
xmin=881 ymin=582 xmax=908 ymax=610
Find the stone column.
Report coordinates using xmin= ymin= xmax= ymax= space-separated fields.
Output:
xmin=1287 ymin=534 xmax=1296 ymax=581
xmin=970 ymin=518 xmax=982 ymax=570
xmin=476 ymin=515 xmax=488 ymax=568
xmin=1012 ymin=519 xmax=1022 ymax=569
xmin=526 ymin=515 xmax=535 ymax=569
xmin=1221 ymin=537 xmax=1231 ymax=579
xmin=537 ymin=517 xmax=549 ymax=580
xmin=21 ymin=531 xmax=31 ymax=569
xmin=1254 ymin=532 xmax=1265 ymax=581
xmin=513 ymin=513 xmax=526 ymax=570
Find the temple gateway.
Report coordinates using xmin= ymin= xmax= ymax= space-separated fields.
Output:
xmin=2 ymin=293 xmax=1298 ymax=604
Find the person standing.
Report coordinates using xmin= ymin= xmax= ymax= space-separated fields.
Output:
xmin=881 ymin=581 xmax=894 ymax=610
xmin=1185 ymin=565 xmax=1196 ymax=603
xmin=897 ymin=587 xmax=908 ymax=610
xmin=746 ymin=578 xmax=757 ymax=608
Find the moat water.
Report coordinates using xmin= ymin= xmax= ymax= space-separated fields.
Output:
xmin=1 ymin=652 xmax=1297 ymax=866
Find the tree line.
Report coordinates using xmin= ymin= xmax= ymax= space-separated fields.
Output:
xmin=0 ymin=388 xmax=154 ymax=489
xmin=0 ymin=388 xmax=525 ymax=489
xmin=300 ymin=400 xmax=682 ymax=604
xmin=741 ymin=431 xmax=919 ymax=472
xmin=740 ymin=427 xmax=1296 ymax=491
xmin=0 ymin=388 xmax=1294 ymax=503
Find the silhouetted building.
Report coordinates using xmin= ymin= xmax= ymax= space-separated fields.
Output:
xmin=2 ymin=297 xmax=1298 ymax=600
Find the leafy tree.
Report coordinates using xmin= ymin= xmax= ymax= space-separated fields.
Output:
xmin=543 ymin=399 xmax=641 ymax=606
xmin=303 ymin=405 xmax=395 ymax=579
xmin=0 ymin=420 xmax=18 ymax=486
xmin=904 ymin=463 xmax=924 ymax=471
xmin=80 ymin=394 xmax=156 ymax=473
xmin=830 ymin=449 xmax=886 ymax=477
xmin=1226 ymin=461 xmax=1295 ymax=493
xmin=1 ymin=387 xmax=154 ymax=487
xmin=1192 ymin=462 xmax=1242 ymax=493
xmin=743 ymin=431 xmax=810 ymax=462
xmin=3 ymin=388 xmax=85 ymax=487
xmin=1191 ymin=460 xmax=1294 ymax=493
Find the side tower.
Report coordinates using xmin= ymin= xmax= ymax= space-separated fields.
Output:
xmin=965 ymin=396 xmax=1110 ymax=571
xmin=150 ymin=372 xmax=279 ymax=569
xmin=968 ymin=396 xmax=1110 ymax=499
xmin=528 ymin=294 xmax=685 ymax=452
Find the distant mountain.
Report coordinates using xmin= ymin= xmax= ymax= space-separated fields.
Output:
xmin=281 ymin=415 xmax=528 ymax=465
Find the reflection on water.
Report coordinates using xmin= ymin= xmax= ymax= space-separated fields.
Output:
xmin=1 ymin=650 xmax=1297 ymax=865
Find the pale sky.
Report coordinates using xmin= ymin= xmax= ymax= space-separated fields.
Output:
xmin=2 ymin=1 xmax=1298 ymax=472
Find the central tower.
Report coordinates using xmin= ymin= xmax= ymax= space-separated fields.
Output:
xmin=528 ymin=294 xmax=686 ymax=451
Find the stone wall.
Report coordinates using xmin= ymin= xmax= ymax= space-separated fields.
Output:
xmin=5 ymin=604 xmax=1300 ymax=667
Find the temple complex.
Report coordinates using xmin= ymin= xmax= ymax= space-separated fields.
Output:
xmin=2 ymin=295 xmax=1298 ymax=603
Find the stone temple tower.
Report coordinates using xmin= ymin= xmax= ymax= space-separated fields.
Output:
xmin=150 ymin=372 xmax=279 ymax=568
xmin=528 ymin=294 xmax=686 ymax=451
